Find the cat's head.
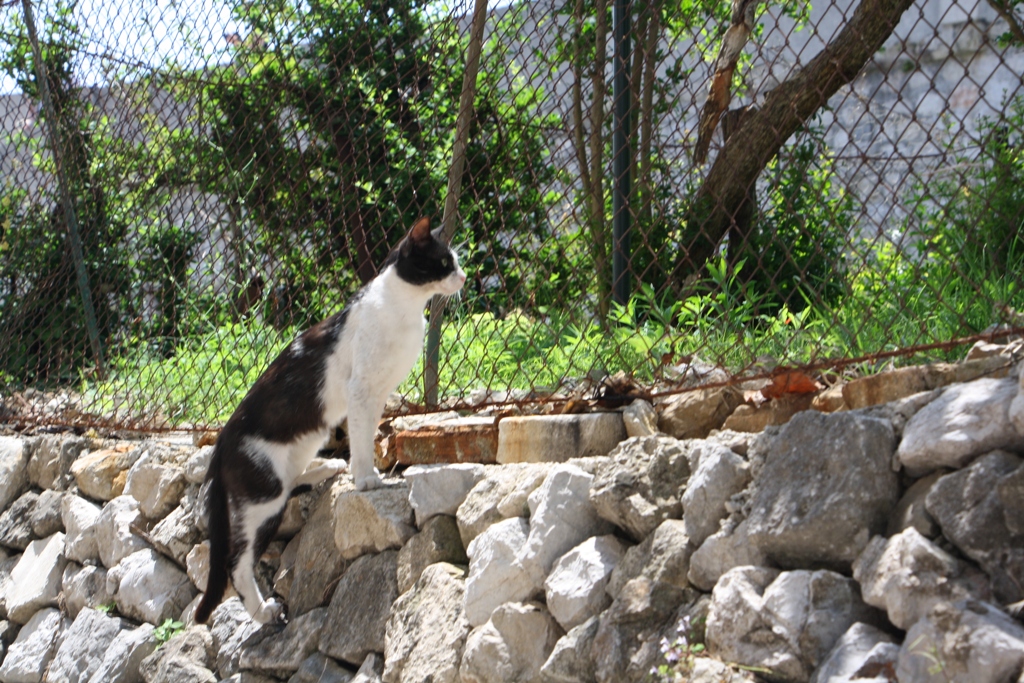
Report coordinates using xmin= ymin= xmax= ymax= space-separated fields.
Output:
xmin=385 ymin=216 xmax=466 ymax=296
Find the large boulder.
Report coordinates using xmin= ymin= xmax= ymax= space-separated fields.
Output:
xmin=896 ymin=600 xmax=1024 ymax=683
xmin=28 ymin=489 xmax=64 ymax=540
xmin=809 ymin=622 xmax=899 ymax=683
xmin=139 ymin=626 xmax=217 ymax=683
xmin=288 ymin=485 xmax=350 ymax=616
xmin=404 ymin=464 xmax=485 ymax=528
xmin=333 ymin=481 xmax=416 ymax=561
xmin=658 ymin=386 xmax=744 ymax=439
xmin=538 ymin=616 xmax=600 ymax=683
xmin=62 ymin=564 xmax=116 ymax=618
xmin=705 ymin=566 xmax=879 ymax=683
xmin=456 ymin=464 xmax=550 ymax=547
xmin=95 ymin=496 xmax=150 ymax=569
xmin=30 ymin=436 xmax=89 ymax=491
xmin=397 ymin=515 xmax=467 ymax=594
xmin=238 ymin=608 xmax=327 ymax=679
xmin=589 ymin=436 xmax=691 ymax=542
xmin=70 ymin=446 xmax=136 ymax=502
xmin=87 ymin=624 xmax=158 ymax=683
xmin=61 ymin=495 xmax=102 ymax=564
xmin=898 ymin=377 xmax=1024 ymax=476
xmin=0 ymin=492 xmax=39 ymax=552
xmin=745 ymin=412 xmax=899 ymax=571
xmin=124 ymin=462 xmax=187 ymax=521
xmin=687 ymin=519 xmax=768 ymax=592
xmin=459 ymin=602 xmax=563 ymax=683
xmin=209 ymin=599 xmax=262 ymax=679
xmin=681 ymin=441 xmax=750 ymax=547
xmin=925 ymin=450 xmax=1024 ymax=603
xmin=544 ymin=535 xmax=625 ymax=632
xmin=383 ymin=563 xmax=472 ymax=683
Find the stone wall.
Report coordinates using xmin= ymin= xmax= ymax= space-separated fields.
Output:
xmin=1 ymin=348 xmax=1024 ymax=682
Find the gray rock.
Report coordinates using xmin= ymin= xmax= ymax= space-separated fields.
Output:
xmin=45 ymin=607 xmax=125 ymax=683
xmin=62 ymin=563 xmax=116 ymax=618
xmin=219 ymin=674 xmax=279 ymax=683
xmin=287 ymin=653 xmax=355 ymax=683
xmin=0 ymin=437 xmax=30 ymax=514
xmin=809 ymin=622 xmax=899 ymax=683
xmin=456 ymin=464 xmax=550 ymax=547
xmin=0 ymin=492 xmax=39 ymax=552
xmin=852 ymin=528 xmax=992 ymax=630
xmin=29 ymin=435 xmax=89 ymax=491
xmin=460 ymin=602 xmax=563 ymax=683
xmin=150 ymin=502 xmax=202 ymax=566
xmin=95 ymin=495 xmax=151 ymax=569
xmin=333 ymin=481 xmax=416 ymax=561
xmin=404 ymin=464 xmax=486 ymax=528
xmin=140 ymin=626 xmax=217 ymax=683
xmin=239 ymin=607 xmax=327 ymax=678
xmin=898 ymin=377 xmax=1024 ymax=476
xmin=70 ymin=446 xmax=136 ymax=503
xmin=705 ymin=566 xmax=879 ymax=683
xmin=383 ymin=563 xmax=471 ymax=683
xmin=0 ymin=554 xmax=18 ymax=620
xmin=623 ymin=399 xmax=660 ymax=438
xmin=124 ymin=462 xmax=187 ymax=521
xmin=271 ymin=536 xmax=298 ymax=600
xmin=687 ymin=519 xmax=768 ymax=592
xmin=886 ymin=470 xmax=945 ymax=538
xmin=287 ymin=485 xmax=349 ymax=616
xmin=397 ymin=515 xmax=467 ymax=594
xmin=320 ymin=551 xmax=399 ymax=665
xmin=545 ymin=535 xmax=625 ymax=632
xmin=998 ymin=463 xmax=1024 ymax=536
xmin=1 ymin=619 xmax=18 ymax=662
xmin=29 ymin=489 xmax=64 ymax=539
xmin=682 ymin=442 xmax=750 ymax=547
xmin=61 ymin=494 xmax=102 ymax=564
xmin=6 ymin=532 xmax=67 ymax=624
xmin=745 ymin=411 xmax=899 ymax=571
xmin=518 ymin=465 xmax=613 ymax=593
xmin=925 ymin=450 xmax=1024 ymax=603
xmin=87 ymin=623 xmax=158 ymax=683
xmin=184 ymin=446 xmax=213 ymax=485
xmin=607 ymin=520 xmax=692 ymax=603
xmin=464 ymin=517 xmax=533 ymax=627
xmin=896 ymin=600 xmax=1024 ymax=683
xmin=589 ymin=436 xmax=691 ymax=542
xmin=538 ymin=616 xmax=600 ymax=683
xmin=0 ymin=608 xmax=69 ymax=683
xmin=209 ymin=598 xmax=261 ymax=679
xmin=351 ymin=653 xmax=383 ymax=683
xmin=108 ymin=548 xmax=197 ymax=625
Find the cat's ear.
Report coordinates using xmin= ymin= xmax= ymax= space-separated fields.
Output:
xmin=409 ymin=217 xmax=432 ymax=246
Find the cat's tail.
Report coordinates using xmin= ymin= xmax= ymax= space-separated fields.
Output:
xmin=194 ymin=472 xmax=229 ymax=624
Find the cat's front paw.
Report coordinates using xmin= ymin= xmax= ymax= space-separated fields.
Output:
xmin=322 ymin=458 xmax=349 ymax=477
xmin=254 ymin=598 xmax=287 ymax=625
xmin=354 ymin=469 xmax=384 ymax=491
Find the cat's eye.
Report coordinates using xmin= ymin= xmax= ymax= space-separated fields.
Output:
xmin=441 ymin=258 xmax=450 ymax=267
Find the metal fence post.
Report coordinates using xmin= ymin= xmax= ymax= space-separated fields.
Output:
xmin=424 ymin=0 xmax=490 ymax=407
xmin=20 ymin=0 xmax=105 ymax=377
xmin=612 ymin=0 xmax=633 ymax=306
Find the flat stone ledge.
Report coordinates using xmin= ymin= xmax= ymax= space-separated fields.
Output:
xmin=496 ymin=413 xmax=626 ymax=464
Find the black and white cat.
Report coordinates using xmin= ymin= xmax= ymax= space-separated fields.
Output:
xmin=194 ymin=217 xmax=466 ymax=624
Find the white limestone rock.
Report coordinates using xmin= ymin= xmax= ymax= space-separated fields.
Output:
xmin=544 ymin=535 xmax=626 ymax=631
xmin=5 ymin=532 xmax=67 ymax=624
xmin=459 ymin=602 xmax=563 ymax=683
xmin=898 ymin=377 xmax=1024 ymax=476
xmin=210 ymin=598 xmax=262 ymax=679
xmin=61 ymin=564 xmax=115 ymax=618
xmin=455 ymin=464 xmax=550 ymax=547
xmin=45 ymin=607 xmax=125 ymax=683
xmin=687 ymin=520 xmax=767 ymax=592
xmin=61 ymin=495 xmax=102 ymax=564
xmin=706 ymin=566 xmax=879 ymax=683
xmin=384 ymin=563 xmax=471 ymax=683
xmin=896 ymin=600 xmax=1024 ymax=683
xmin=184 ymin=446 xmax=214 ymax=485
xmin=0 ymin=608 xmax=69 ymax=683
xmin=333 ymin=481 xmax=416 ymax=560
xmin=517 ymin=464 xmax=613 ymax=592
xmin=238 ymin=607 xmax=327 ymax=679
xmin=681 ymin=442 xmax=750 ymax=547
xmin=852 ymin=528 xmax=992 ymax=629
xmin=139 ymin=626 xmax=217 ymax=683
xmin=87 ymin=624 xmax=158 ymax=683
xmin=622 ymin=399 xmax=660 ymax=438
xmin=0 ymin=437 xmax=31 ymax=512
xmin=810 ymin=622 xmax=899 ymax=683
xmin=464 ymin=517 xmax=534 ymax=627
xmin=404 ymin=463 xmax=486 ymax=527
xmin=108 ymin=548 xmax=198 ymax=625
xmin=95 ymin=495 xmax=150 ymax=569
xmin=124 ymin=462 xmax=187 ymax=521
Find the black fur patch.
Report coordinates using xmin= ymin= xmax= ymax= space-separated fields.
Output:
xmin=383 ymin=231 xmax=457 ymax=287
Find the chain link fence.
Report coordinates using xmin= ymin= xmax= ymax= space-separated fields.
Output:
xmin=1 ymin=0 xmax=1022 ymax=432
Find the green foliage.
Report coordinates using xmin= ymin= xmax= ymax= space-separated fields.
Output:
xmin=153 ymin=619 xmax=185 ymax=647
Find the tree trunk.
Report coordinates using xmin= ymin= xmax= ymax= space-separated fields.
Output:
xmin=674 ymin=0 xmax=916 ymax=285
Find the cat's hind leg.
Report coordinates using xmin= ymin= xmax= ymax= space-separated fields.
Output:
xmin=232 ymin=498 xmax=287 ymax=624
